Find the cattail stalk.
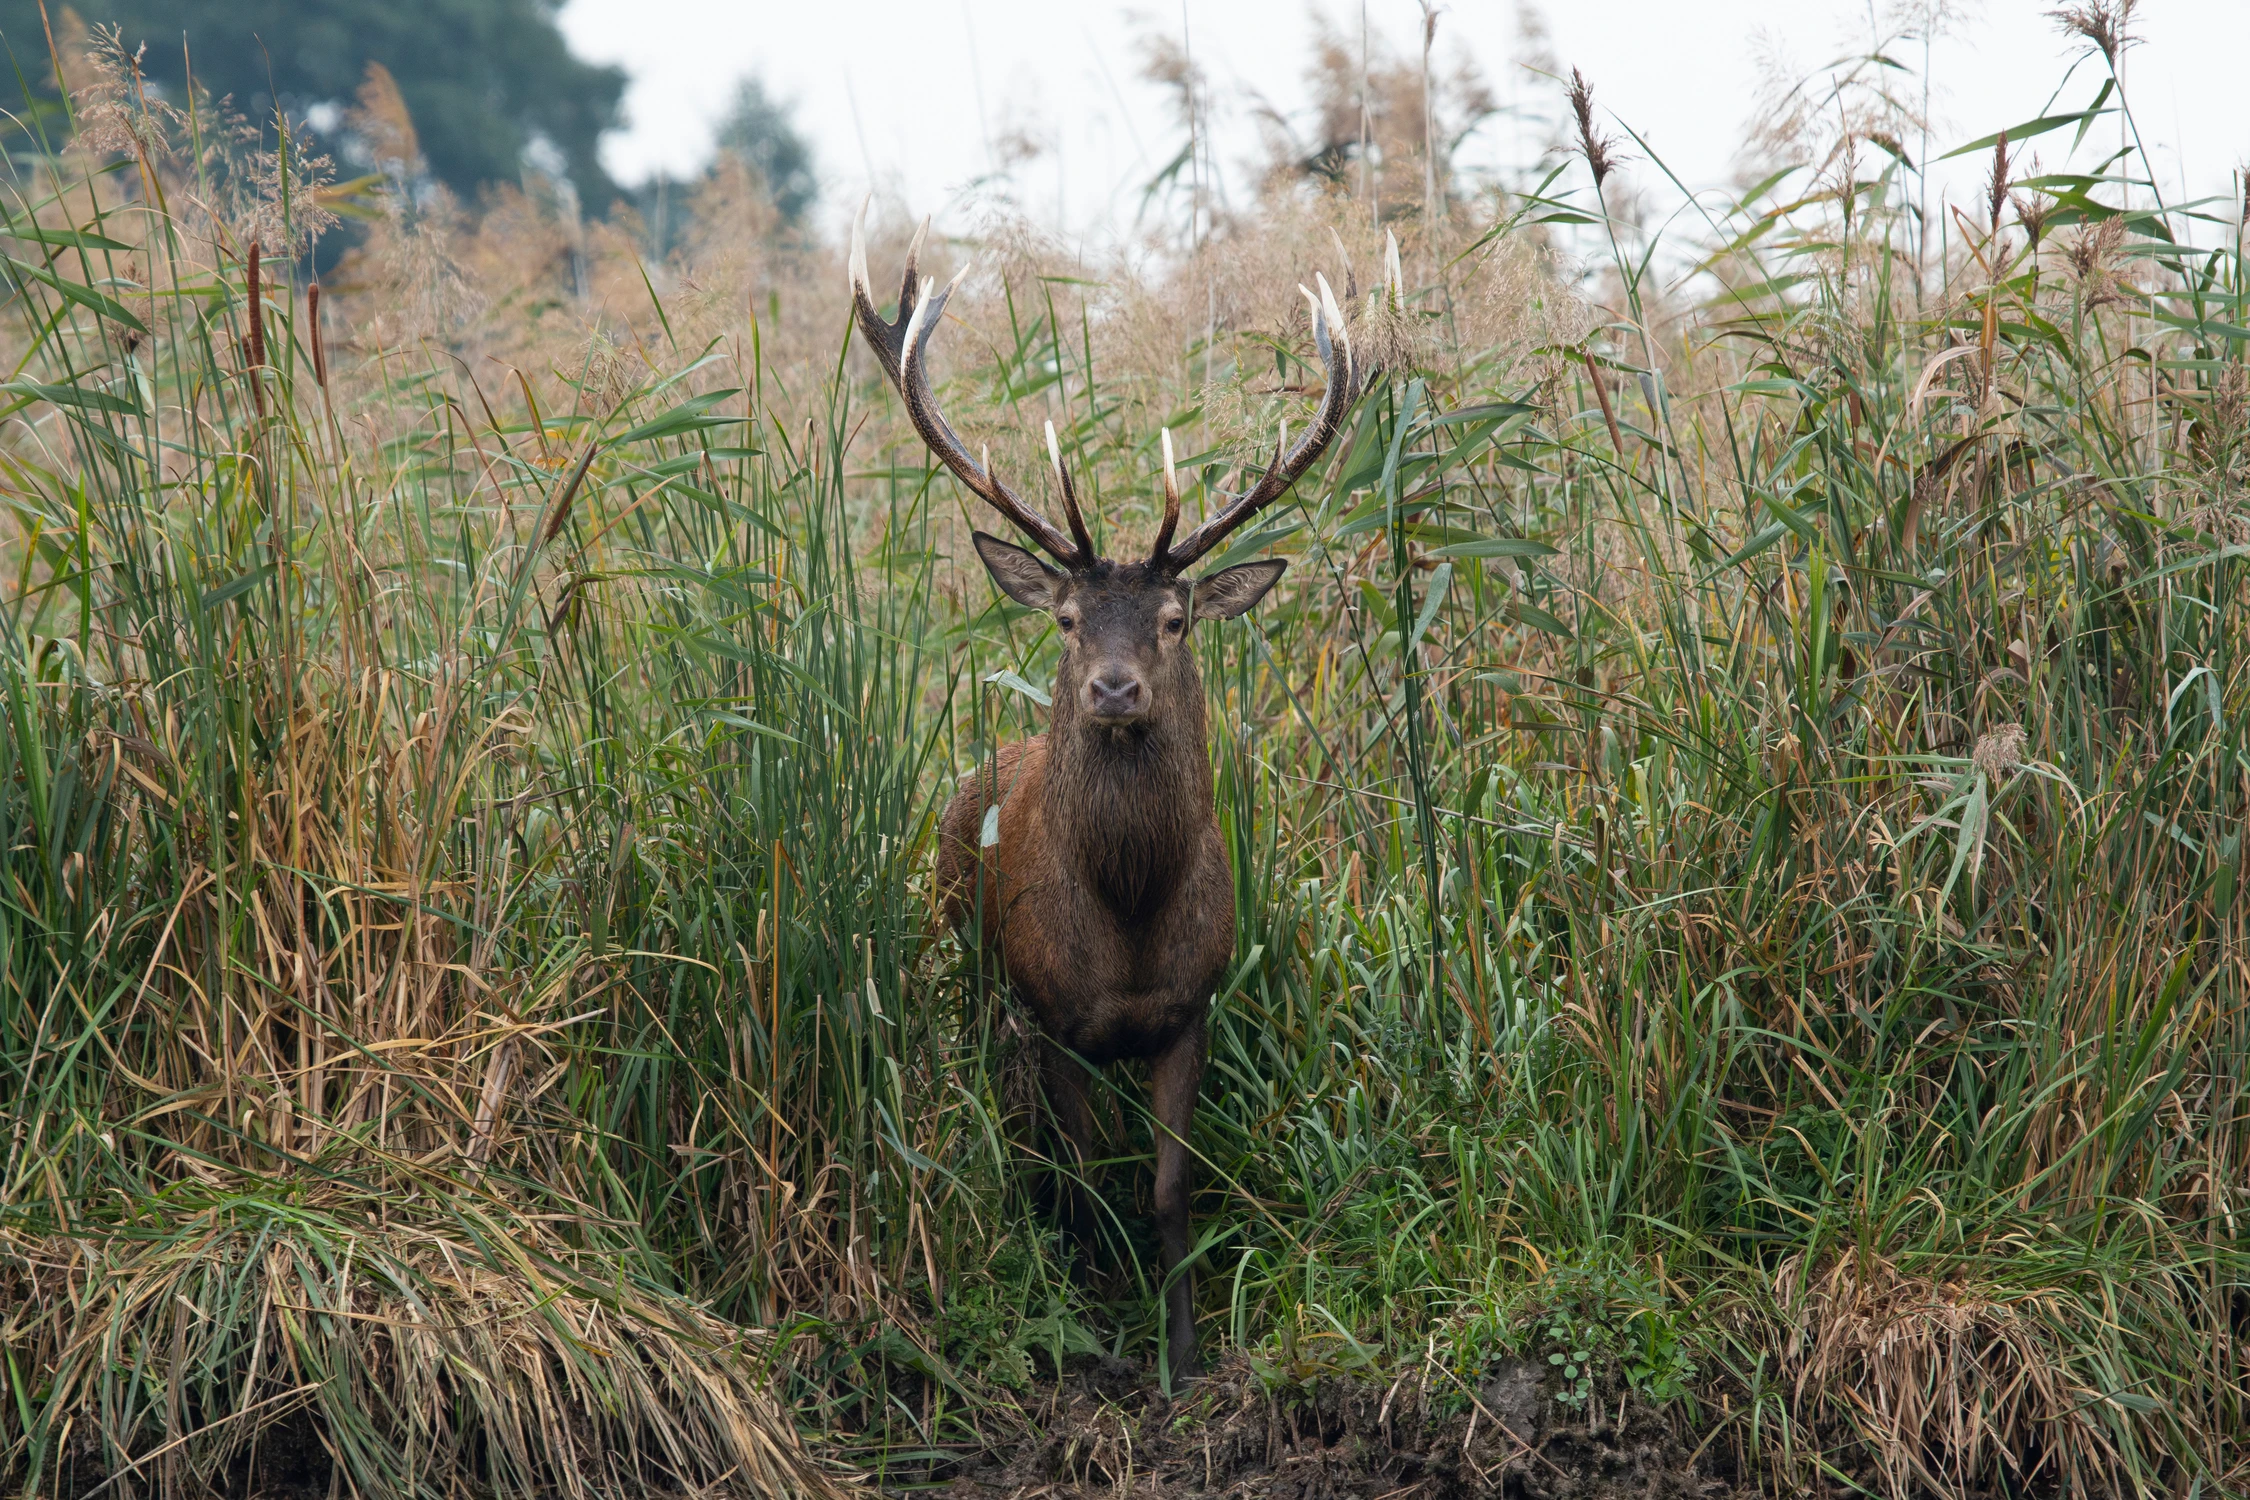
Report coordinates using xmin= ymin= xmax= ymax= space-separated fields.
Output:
xmin=541 ymin=443 xmax=599 ymax=546
xmin=1583 ymin=349 xmax=1625 ymax=457
xmin=246 ymin=242 xmax=265 ymax=417
xmin=308 ymin=282 xmax=327 ymax=390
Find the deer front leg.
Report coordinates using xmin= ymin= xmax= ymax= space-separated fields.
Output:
xmin=1150 ymin=1019 xmax=1206 ymax=1381
xmin=1040 ymin=1039 xmax=1099 ymax=1242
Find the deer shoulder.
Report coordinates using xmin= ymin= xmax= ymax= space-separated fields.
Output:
xmin=935 ymin=736 xmax=1048 ymax=941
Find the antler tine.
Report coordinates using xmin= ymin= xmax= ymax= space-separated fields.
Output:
xmin=848 ymin=204 xmax=1085 ymax=564
xmin=847 ymin=199 xmax=916 ymax=385
xmin=900 ymin=215 xmax=929 ymax=317
xmin=1160 ymin=272 xmax=1360 ymax=571
xmin=1328 ymin=227 xmax=1359 ymax=303
xmin=1148 ymin=428 xmax=1182 ymax=564
xmin=1045 ymin=420 xmax=1095 ymax=560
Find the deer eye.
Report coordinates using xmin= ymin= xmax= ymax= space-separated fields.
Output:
xmin=1057 ymin=613 xmax=1076 ymax=631
xmin=1164 ymin=615 xmax=1185 ymax=634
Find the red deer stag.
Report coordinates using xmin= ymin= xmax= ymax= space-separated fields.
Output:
xmin=849 ymin=209 xmax=1361 ymax=1379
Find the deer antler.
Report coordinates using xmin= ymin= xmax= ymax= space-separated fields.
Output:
xmin=1155 ymin=273 xmax=1360 ymax=572
xmin=849 ymin=201 xmax=1088 ymax=566
xmin=1151 ymin=428 xmax=1183 ymax=563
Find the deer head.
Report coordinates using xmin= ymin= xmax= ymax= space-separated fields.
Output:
xmin=849 ymin=205 xmax=1362 ymax=736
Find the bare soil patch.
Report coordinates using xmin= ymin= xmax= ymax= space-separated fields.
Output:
xmin=923 ymin=1354 xmax=1734 ymax=1500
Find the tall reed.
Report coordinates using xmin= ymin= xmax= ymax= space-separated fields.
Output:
xmin=1 ymin=18 xmax=2245 ymax=1500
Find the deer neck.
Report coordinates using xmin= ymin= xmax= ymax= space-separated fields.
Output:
xmin=1043 ymin=688 xmax=1211 ymax=921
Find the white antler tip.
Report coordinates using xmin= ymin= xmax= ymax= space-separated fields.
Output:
xmin=1316 ymin=272 xmax=1351 ymax=359
xmin=848 ymin=196 xmax=871 ymax=291
xmin=1045 ymin=420 xmax=1063 ymax=467
xmin=901 ymin=280 xmax=933 ymax=360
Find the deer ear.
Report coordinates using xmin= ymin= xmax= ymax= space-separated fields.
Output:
xmin=1192 ymin=559 xmax=1287 ymax=620
xmin=972 ymin=531 xmax=1066 ymax=609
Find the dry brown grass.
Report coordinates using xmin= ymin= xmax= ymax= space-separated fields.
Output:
xmin=7 ymin=16 xmax=2246 ymax=1499
xmin=1 ymin=1206 xmax=848 ymax=1500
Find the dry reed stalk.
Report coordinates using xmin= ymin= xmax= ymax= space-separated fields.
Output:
xmin=1985 ymin=130 xmax=2011 ymax=234
xmin=1 ymin=23 xmax=2240 ymax=1499
xmin=1566 ymin=68 xmax=1621 ymax=193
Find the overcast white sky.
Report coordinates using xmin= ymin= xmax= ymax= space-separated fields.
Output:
xmin=557 ymin=0 xmax=2247 ymax=246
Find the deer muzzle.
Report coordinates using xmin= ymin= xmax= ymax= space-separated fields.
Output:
xmin=1085 ymin=671 xmax=1147 ymax=724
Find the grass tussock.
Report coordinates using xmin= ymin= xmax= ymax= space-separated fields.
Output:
xmin=1775 ymin=1253 xmax=2167 ymax=1495
xmin=1 ymin=10 xmax=2247 ymax=1500
xmin=2 ymin=1199 xmax=843 ymax=1500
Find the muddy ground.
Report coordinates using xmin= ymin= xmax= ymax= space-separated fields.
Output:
xmin=920 ymin=1354 xmax=1737 ymax=1500
xmin=23 ymin=1358 xmax=1737 ymax=1500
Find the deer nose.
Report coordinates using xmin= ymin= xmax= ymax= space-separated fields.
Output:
xmin=1086 ymin=672 xmax=1145 ymax=719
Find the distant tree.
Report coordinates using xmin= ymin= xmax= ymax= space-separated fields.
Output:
xmin=712 ymin=76 xmax=816 ymax=224
xmin=0 ymin=0 xmax=627 ymax=208
xmin=631 ymin=77 xmax=814 ymax=264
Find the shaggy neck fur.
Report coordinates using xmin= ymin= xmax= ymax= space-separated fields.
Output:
xmin=1042 ymin=662 xmax=1212 ymax=923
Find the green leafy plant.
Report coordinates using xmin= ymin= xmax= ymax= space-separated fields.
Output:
xmin=0 ymin=11 xmax=2243 ymax=1500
